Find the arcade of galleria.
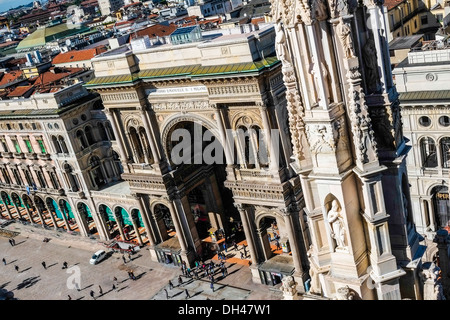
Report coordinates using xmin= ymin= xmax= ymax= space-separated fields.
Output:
xmin=0 ymin=0 xmax=448 ymax=300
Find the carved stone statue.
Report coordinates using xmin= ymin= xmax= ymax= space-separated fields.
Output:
xmin=312 ymin=0 xmax=328 ymax=21
xmin=280 ymin=275 xmax=299 ymax=300
xmin=336 ymin=17 xmax=355 ymax=58
xmin=363 ymin=38 xmax=379 ymax=91
xmin=275 ymin=22 xmax=291 ymax=66
xmin=327 ymin=199 xmax=346 ymax=250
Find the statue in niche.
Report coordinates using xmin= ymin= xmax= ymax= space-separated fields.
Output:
xmin=331 ymin=0 xmax=350 ymax=17
xmin=336 ymin=17 xmax=355 ymax=58
xmin=327 ymin=199 xmax=346 ymax=250
xmin=363 ymin=38 xmax=379 ymax=92
xmin=308 ymin=56 xmax=331 ymax=104
xmin=312 ymin=0 xmax=328 ymax=21
xmin=275 ymin=22 xmax=291 ymax=66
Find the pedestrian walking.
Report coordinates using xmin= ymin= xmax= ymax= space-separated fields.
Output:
xmin=122 ymin=255 xmax=127 ymax=264
xmin=185 ymin=289 xmax=190 ymax=299
xmin=2 ymin=258 xmax=6 ymax=265
xmin=164 ymin=288 xmax=169 ymax=299
xmin=178 ymin=275 xmax=183 ymax=286
xmin=223 ymin=242 xmax=227 ymax=252
xmin=75 ymin=282 xmax=81 ymax=292
xmin=14 ymin=265 xmax=19 ymax=272
xmin=128 ymin=252 xmax=132 ymax=261
xmin=168 ymin=280 xmax=173 ymax=289
xmin=90 ymin=290 xmax=95 ymax=300
xmin=62 ymin=261 xmax=68 ymax=269
xmin=11 ymin=238 xmax=15 ymax=246
xmin=68 ymin=295 xmax=72 ymax=300
xmin=276 ymin=239 xmax=281 ymax=251
xmin=240 ymin=251 xmax=244 ymax=260
xmin=112 ymin=283 xmax=116 ymax=291
xmin=98 ymin=285 xmax=103 ymax=295
xmin=210 ymin=281 xmax=214 ymax=292
xmin=8 ymin=239 xmax=13 ymax=246
xmin=42 ymin=261 xmax=46 ymax=269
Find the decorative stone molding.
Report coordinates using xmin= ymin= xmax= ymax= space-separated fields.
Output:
xmin=101 ymin=92 xmax=139 ymax=102
xmin=152 ymin=101 xmax=211 ymax=111
xmin=305 ymin=123 xmax=336 ymax=154
xmin=208 ymin=84 xmax=259 ymax=96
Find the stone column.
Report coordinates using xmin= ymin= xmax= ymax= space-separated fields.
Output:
xmin=212 ymin=104 xmax=233 ymax=166
xmin=235 ymin=204 xmax=258 ymax=265
xmin=259 ymin=102 xmax=279 ymax=172
xmin=22 ymin=200 xmax=36 ymax=225
xmin=2 ymin=200 xmax=13 ymax=219
xmin=167 ymin=197 xmax=188 ymax=253
xmin=134 ymin=194 xmax=156 ymax=246
xmin=58 ymin=202 xmax=71 ymax=232
xmin=139 ymin=106 xmax=160 ymax=165
xmin=283 ymin=207 xmax=306 ymax=292
xmin=105 ymin=109 xmax=130 ymax=171
xmin=45 ymin=201 xmax=59 ymax=230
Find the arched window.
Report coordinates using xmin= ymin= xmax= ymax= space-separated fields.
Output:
xmin=98 ymin=122 xmax=108 ymax=141
xmin=12 ymin=168 xmax=23 ymax=185
xmin=49 ymin=171 xmax=60 ymax=189
xmin=85 ymin=126 xmax=96 ymax=146
xmin=76 ymin=130 xmax=88 ymax=150
xmin=52 ymin=135 xmax=62 ymax=153
xmin=24 ymin=169 xmax=34 ymax=186
xmin=35 ymin=170 xmax=46 ymax=188
xmin=64 ymin=163 xmax=79 ymax=192
xmin=129 ymin=127 xmax=145 ymax=163
xmin=1 ymin=168 xmax=11 ymax=184
xmin=89 ymin=156 xmax=106 ymax=188
xmin=139 ymin=127 xmax=153 ymax=164
xmin=105 ymin=122 xmax=115 ymax=140
xmin=440 ymin=137 xmax=450 ymax=168
xmin=420 ymin=137 xmax=437 ymax=168
xmin=252 ymin=125 xmax=269 ymax=168
xmin=58 ymin=136 xmax=69 ymax=153
xmin=113 ymin=151 xmax=123 ymax=175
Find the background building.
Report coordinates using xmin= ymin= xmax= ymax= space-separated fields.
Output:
xmin=392 ymin=37 xmax=450 ymax=242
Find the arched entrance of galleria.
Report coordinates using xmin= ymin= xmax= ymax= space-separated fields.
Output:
xmin=152 ymin=119 xmax=242 ymax=265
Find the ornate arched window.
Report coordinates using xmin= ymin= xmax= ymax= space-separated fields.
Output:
xmin=85 ymin=126 xmax=96 ymax=146
xmin=76 ymin=130 xmax=88 ymax=150
xmin=440 ymin=137 xmax=450 ymax=169
xmin=420 ymin=137 xmax=437 ymax=168
xmin=52 ymin=135 xmax=62 ymax=153
xmin=64 ymin=163 xmax=79 ymax=192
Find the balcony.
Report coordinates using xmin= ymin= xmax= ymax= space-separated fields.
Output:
xmin=1 ymin=152 xmax=13 ymax=159
xmin=25 ymin=152 xmax=38 ymax=160
xmin=38 ymin=153 xmax=52 ymax=161
xmin=130 ymin=163 xmax=155 ymax=174
xmin=14 ymin=152 xmax=25 ymax=159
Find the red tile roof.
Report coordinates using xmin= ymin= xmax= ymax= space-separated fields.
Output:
xmin=131 ymin=23 xmax=177 ymax=39
xmin=33 ymin=67 xmax=84 ymax=86
xmin=0 ymin=70 xmax=23 ymax=86
xmin=52 ymin=46 xmax=107 ymax=65
xmin=384 ymin=0 xmax=406 ymax=10
xmin=7 ymin=85 xmax=35 ymax=97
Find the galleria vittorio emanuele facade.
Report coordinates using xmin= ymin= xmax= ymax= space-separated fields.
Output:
xmin=0 ymin=0 xmax=448 ymax=301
